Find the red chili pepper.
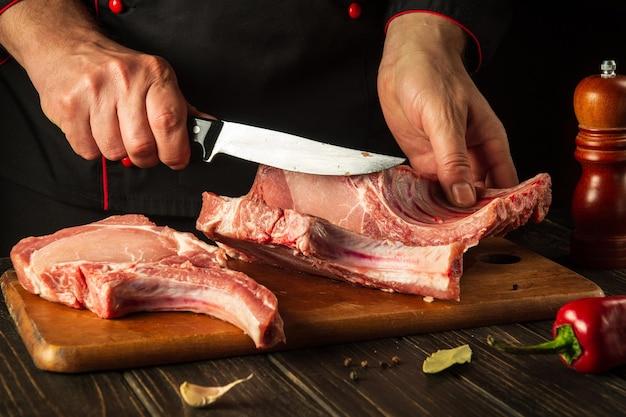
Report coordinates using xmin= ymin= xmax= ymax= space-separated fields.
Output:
xmin=487 ymin=296 xmax=626 ymax=373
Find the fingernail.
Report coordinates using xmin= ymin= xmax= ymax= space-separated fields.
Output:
xmin=452 ymin=182 xmax=475 ymax=207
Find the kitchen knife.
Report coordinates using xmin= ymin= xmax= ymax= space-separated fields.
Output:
xmin=189 ymin=116 xmax=405 ymax=175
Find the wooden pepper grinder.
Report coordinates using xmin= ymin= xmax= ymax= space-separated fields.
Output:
xmin=571 ymin=60 xmax=626 ymax=268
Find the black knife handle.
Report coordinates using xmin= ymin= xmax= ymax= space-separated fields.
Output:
xmin=188 ymin=116 xmax=224 ymax=162
xmin=120 ymin=116 xmax=223 ymax=167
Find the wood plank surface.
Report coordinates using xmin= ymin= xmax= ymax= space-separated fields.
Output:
xmin=407 ymin=326 xmax=626 ymax=417
xmin=123 ymin=356 xmax=333 ymax=417
xmin=269 ymin=338 xmax=516 ymax=417
xmin=0 ymin=290 xmax=149 ymax=417
xmin=1 ymin=238 xmax=603 ymax=373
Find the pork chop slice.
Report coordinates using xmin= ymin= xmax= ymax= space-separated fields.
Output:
xmin=10 ymin=215 xmax=285 ymax=348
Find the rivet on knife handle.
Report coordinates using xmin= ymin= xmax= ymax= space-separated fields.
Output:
xmin=189 ymin=116 xmax=224 ymax=161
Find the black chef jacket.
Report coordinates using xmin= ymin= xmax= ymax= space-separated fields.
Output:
xmin=0 ymin=0 xmax=510 ymax=221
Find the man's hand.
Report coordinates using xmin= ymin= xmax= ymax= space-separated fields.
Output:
xmin=0 ymin=0 xmax=190 ymax=169
xmin=35 ymin=42 xmax=191 ymax=169
xmin=378 ymin=13 xmax=518 ymax=207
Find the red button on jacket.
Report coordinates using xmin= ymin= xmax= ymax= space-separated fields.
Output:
xmin=109 ymin=0 xmax=124 ymax=15
xmin=348 ymin=2 xmax=362 ymax=20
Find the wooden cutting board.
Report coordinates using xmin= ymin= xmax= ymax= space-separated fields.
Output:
xmin=1 ymin=238 xmax=603 ymax=373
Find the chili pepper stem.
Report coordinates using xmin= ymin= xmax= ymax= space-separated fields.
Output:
xmin=487 ymin=325 xmax=583 ymax=365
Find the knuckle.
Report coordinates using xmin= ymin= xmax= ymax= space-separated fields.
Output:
xmin=80 ymin=150 xmax=101 ymax=161
xmin=106 ymin=58 xmax=132 ymax=91
xmin=480 ymin=120 xmax=508 ymax=145
xmin=152 ymin=110 xmax=183 ymax=133
xmin=58 ymin=93 xmax=79 ymax=116
xmin=161 ymin=159 xmax=189 ymax=171
xmin=143 ymin=55 xmax=172 ymax=80
xmin=100 ymin=146 xmax=127 ymax=161
xmin=69 ymin=141 xmax=100 ymax=160
xmin=80 ymin=73 xmax=102 ymax=97
xmin=160 ymin=152 xmax=189 ymax=170
xmin=127 ymin=140 xmax=156 ymax=159
xmin=440 ymin=152 xmax=472 ymax=172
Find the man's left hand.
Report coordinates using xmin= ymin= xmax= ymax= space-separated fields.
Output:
xmin=378 ymin=13 xmax=518 ymax=207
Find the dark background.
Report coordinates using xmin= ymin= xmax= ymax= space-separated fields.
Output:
xmin=475 ymin=2 xmax=626 ymax=217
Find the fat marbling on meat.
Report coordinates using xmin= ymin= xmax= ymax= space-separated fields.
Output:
xmin=10 ymin=214 xmax=285 ymax=348
xmin=251 ymin=165 xmax=551 ymax=246
xmin=197 ymin=165 xmax=551 ymax=301
xmin=197 ymin=193 xmax=467 ymax=300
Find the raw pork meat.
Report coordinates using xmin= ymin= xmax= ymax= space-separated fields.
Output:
xmin=250 ymin=165 xmax=551 ymax=246
xmin=197 ymin=166 xmax=551 ymax=301
xmin=197 ymin=194 xmax=467 ymax=300
xmin=10 ymin=215 xmax=285 ymax=348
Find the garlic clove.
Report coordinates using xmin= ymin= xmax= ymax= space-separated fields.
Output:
xmin=179 ymin=373 xmax=254 ymax=408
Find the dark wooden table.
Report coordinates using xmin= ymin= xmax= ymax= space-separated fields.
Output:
xmin=2 ymin=216 xmax=626 ymax=417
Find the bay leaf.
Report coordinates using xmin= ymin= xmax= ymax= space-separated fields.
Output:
xmin=422 ymin=344 xmax=472 ymax=374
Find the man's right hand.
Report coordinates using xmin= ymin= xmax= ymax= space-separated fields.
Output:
xmin=35 ymin=42 xmax=191 ymax=169
xmin=0 ymin=0 xmax=191 ymax=169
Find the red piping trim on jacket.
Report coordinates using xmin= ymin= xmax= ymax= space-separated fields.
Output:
xmin=0 ymin=0 xmax=23 ymax=66
xmin=0 ymin=0 xmax=21 ymax=15
xmin=93 ymin=0 xmax=99 ymax=16
xmin=384 ymin=10 xmax=483 ymax=72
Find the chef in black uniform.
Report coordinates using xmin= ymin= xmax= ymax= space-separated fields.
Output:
xmin=0 ymin=0 xmax=516 ymax=254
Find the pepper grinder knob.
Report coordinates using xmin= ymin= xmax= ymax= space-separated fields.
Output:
xmin=601 ymin=60 xmax=617 ymax=78
xmin=571 ymin=60 xmax=626 ymax=268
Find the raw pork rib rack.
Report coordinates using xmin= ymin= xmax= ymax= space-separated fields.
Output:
xmin=10 ymin=215 xmax=285 ymax=348
xmin=197 ymin=166 xmax=551 ymax=301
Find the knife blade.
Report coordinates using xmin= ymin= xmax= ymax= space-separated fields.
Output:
xmin=189 ymin=116 xmax=405 ymax=176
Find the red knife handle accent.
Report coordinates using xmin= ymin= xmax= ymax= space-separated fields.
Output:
xmin=121 ymin=157 xmax=134 ymax=167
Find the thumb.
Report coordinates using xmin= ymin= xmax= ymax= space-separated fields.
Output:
xmin=426 ymin=115 xmax=476 ymax=208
